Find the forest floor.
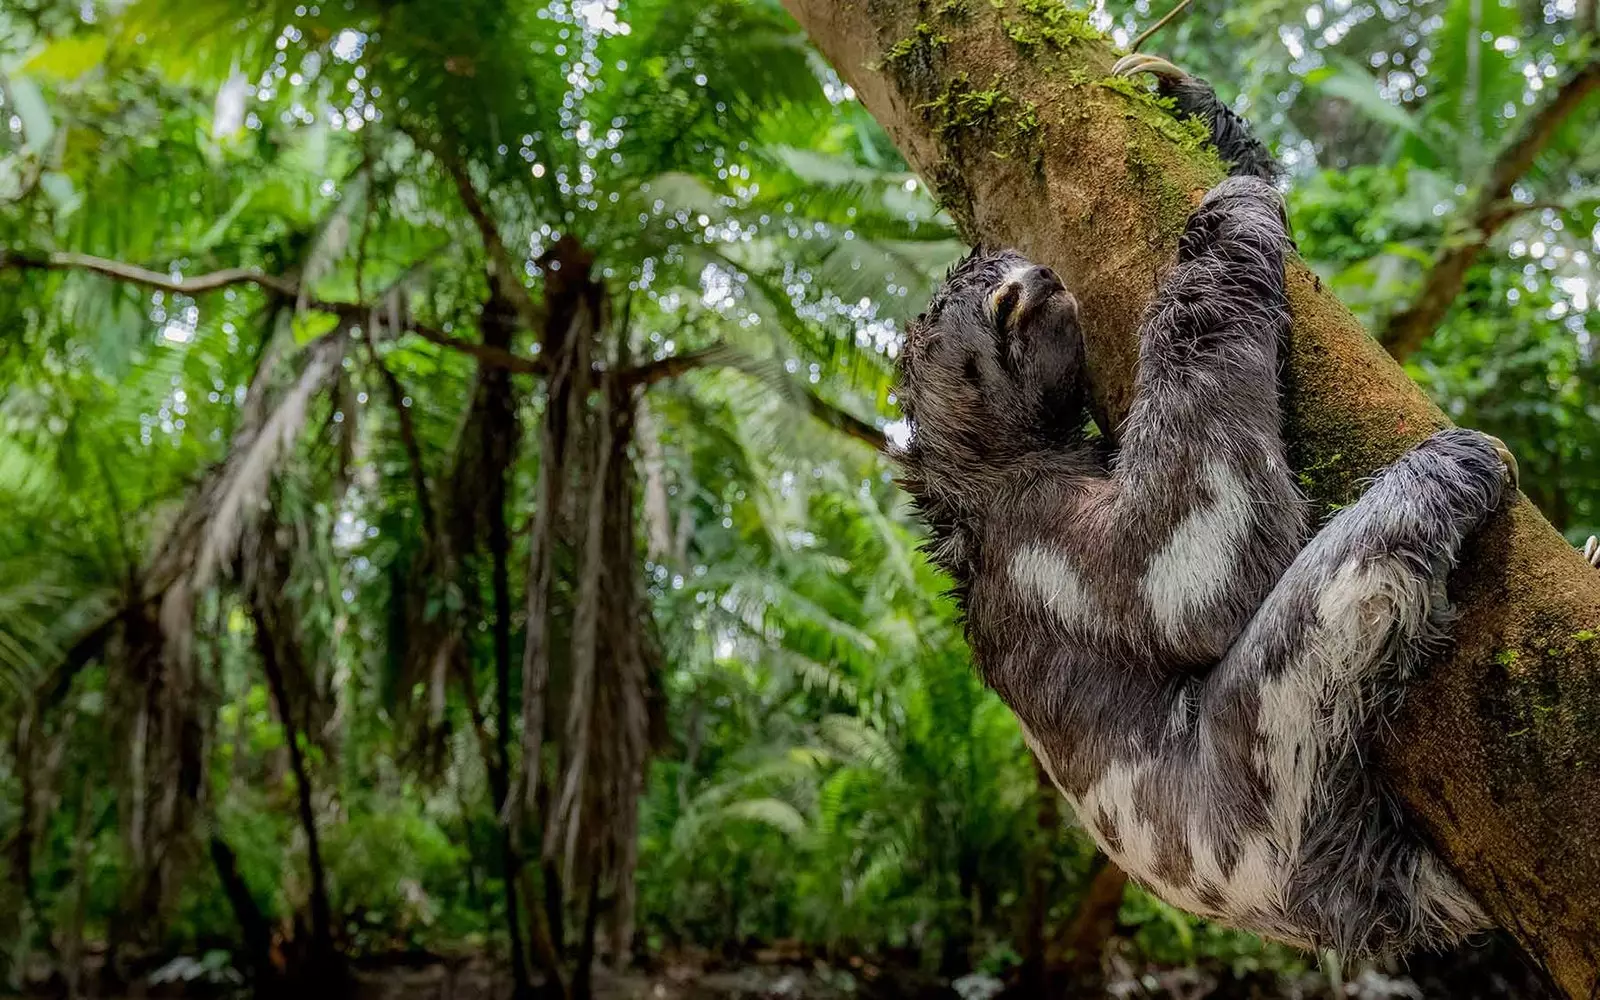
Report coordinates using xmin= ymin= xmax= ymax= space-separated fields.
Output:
xmin=14 ymin=933 xmax=1551 ymax=1000
xmin=256 ymin=945 xmax=1551 ymax=1000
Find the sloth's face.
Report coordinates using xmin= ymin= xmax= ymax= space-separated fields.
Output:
xmin=896 ymin=248 xmax=1087 ymax=467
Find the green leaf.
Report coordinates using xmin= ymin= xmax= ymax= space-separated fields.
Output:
xmin=23 ymin=35 xmax=110 ymax=80
xmin=721 ymin=798 xmax=808 ymax=839
xmin=290 ymin=310 xmax=340 ymax=345
xmin=1306 ymin=63 xmax=1424 ymax=141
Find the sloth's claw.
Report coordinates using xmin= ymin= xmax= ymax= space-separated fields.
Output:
xmin=1112 ymin=53 xmax=1190 ymax=83
xmin=1482 ymin=434 xmax=1519 ymax=491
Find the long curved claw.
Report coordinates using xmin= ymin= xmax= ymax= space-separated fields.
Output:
xmin=1111 ymin=52 xmax=1190 ymax=83
xmin=1482 ymin=434 xmax=1520 ymax=492
xmin=1584 ymin=535 xmax=1599 ymax=569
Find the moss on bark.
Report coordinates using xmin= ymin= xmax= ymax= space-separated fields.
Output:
xmin=781 ymin=0 xmax=1600 ymax=994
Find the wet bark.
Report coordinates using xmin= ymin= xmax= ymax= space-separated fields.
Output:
xmin=779 ymin=2 xmax=1600 ymax=995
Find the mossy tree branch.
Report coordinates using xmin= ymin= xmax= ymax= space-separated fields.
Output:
xmin=779 ymin=1 xmax=1600 ymax=994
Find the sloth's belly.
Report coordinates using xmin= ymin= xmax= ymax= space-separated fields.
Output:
xmin=1013 ymin=709 xmax=1311 ymax=946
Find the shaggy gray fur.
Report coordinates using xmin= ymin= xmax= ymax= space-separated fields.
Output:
xmin=893 ymin=72 xmax=1504 ymax=957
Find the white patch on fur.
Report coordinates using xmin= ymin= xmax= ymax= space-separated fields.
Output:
xmin=1009 ymin=542 xmax=1097 ymax=632
xmin=1224 ymin=835 xmax=1288 ymax=917
xmin=1076 ymin=758 xmax=1159 ymax=876
xmin=1143 ymin=464 xmax=1253 ymax=638
xmin=1161 ymin=819 xmax=1286 ymax=922
xmin=1257 ymin=557 xmax=1432 ymax=858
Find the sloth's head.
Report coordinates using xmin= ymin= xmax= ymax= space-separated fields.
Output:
xmin=896 ymin=248 xmax=1088 ymax=499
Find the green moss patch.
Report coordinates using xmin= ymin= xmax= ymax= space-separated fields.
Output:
xmin=1001 ymin=0 xmax=1100 ymax=52
xmin=878 ymin=22 xmax=951 ymax=71
xmin=917 ymin=72 xmax=1045 ymax=167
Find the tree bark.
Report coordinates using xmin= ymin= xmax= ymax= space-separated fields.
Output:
xmin=778 ymin=3 xmax=1600 ymax=995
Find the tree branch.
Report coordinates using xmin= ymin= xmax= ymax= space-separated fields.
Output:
xmin=5 ymin=247 xmax=889 ymax=457
xmin=619 ymin=341 xmax=887 ymax=451
xmin=801 ymin=392 xmax=888 ymax=451
xmin=438 ymin=154 xmax=545 ymax=332
xmin=781 ymin=2 xmax=1600 ymax=994
xmin=1380 ymin=55 xmax=1600 ymax=360
xmin=0 ymin=248 xmax=299 ymax=297
xmin=0 ymin=247 xmax=548 ymax=375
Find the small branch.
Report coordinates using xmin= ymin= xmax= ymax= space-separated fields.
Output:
xmin=618 ymin=342 xmax=742 ymax=388
xmin=439 ymin=154 xmax=545 ymax=332
xmin=618 ymin=341 xmax=888 ymax=452
xmin=1479 ymin=197 xmax=1568 ymax=230
xmin=803 ymin=392 xmax=889 ymax=451
xmin=1131 ymin=0 xmax=1193 ymax=53
xmin=0 ymin=247 xmax=548 ymax=375
xmin=329 ymin=300 xmax=544 ymax=374
xmin=1381 ymin=55 xmax=1600 ymax=359
xmin=0 ymin=249 xmax=299 ymax=298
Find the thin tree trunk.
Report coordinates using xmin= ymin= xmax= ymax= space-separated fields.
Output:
xmin=209 ymin=835 xmax=278 ymax=985
xmin=485 ymin=735 xmax=538 ymax=1000
xmin=1015 ymin=760 xmax=1061 ymax=996
xmin=477 ymin=289 xmax=545 ymax=1000
xmin=249 ymin=599 xmax=334 ymax=967
xmin=453 ymin=649 xmax=549 ymax=999
xmin=516 ymin=239 xmax=596 ymax=825
xmin=542 ymin=853 xmax=567 ymax=963
xmin=65 ymin=782 xmax=93 ymax=1000
xmin=779 ymin=3 xmax=1600 ymax=994
xmin=1051 ymin=857 xmax=1129 ymax=993
xmin=553 ymin=384 xmax=613 ymax=880
xmin=636 ymin=397 xmax=676 ymax=564
xmin=571 ymin=871 xmax=603 ymax=1000
xmin=11 ymin=708 xmax=36 ymax=915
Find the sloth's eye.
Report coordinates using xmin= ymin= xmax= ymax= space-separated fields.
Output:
xmin=991 ymin=281 xmax=1023 ymax=334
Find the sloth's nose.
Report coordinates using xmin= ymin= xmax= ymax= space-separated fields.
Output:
xmin=1026 ymin=265 xmax=1064 ymax=293
xmin=992 ymin=264 xmax=1072 ymax=332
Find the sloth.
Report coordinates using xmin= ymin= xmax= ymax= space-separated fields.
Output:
xmin=890 ymin=54 xmax=1534 ymax=956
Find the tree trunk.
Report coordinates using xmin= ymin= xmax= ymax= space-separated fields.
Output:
xmin=1051 ymin=856 xmax=1128 ymax=994
xmin=209 ymin=836 xmax=278 ymax=985
xmin=65 ymin=782 xmax=93 ymax=1000
xmin=1014 ymin=760 xmax=1061 ymax=996
xmin=249 ymin=599 xmax=336 ymax=972
xmin=479 ymin=290 xmax=542 ymax=1000
xmin=778 ymin=3 xmax=1600 ymax=994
